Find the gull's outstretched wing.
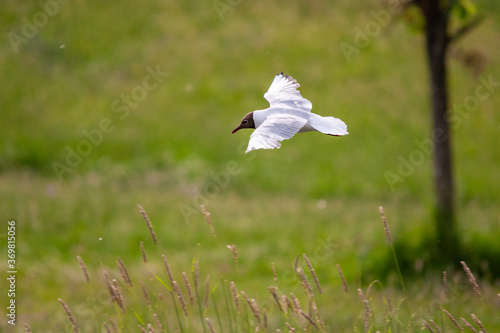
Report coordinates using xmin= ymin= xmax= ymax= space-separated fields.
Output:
xmin=263 ymin=73 xmax=312 ymax=112
xmin=246 ymin=113 xmax=307 ymax=153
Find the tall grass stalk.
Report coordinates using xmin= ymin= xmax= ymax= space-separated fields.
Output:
xmin=58 ymin=298 xmax=79 ymax=333
xmin=212 ymin=290 xmax=224 ymax=333
xmin=379 ymin=206 xmax=412 ymax=317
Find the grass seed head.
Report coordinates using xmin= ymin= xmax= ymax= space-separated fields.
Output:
xmin=140 ymin=241 xmax=147 ymax=263
xmin=182 ymin=272 xmax=194 ymax=306
xmin=379 ymin=206 xmax=393 ymax=244
xmin=161 ymin=255 xmax=174 ymax=288
xmin=268 ymin=286 xmax=283 ymax=313
xmin=336 ymin=264 xmax=349 ymax=294
xmin=470 ymin=314 xmax=487 ymax=332
xmin=116 ymin=257 xmax=132 ymax=287
xmin=231 ymin=281 xmax=240 ymax=312
xmin=58 ymin=298 xmax=79 ymax=333
xmin=140 ymin=281 xmax=152 ymax=310
xmin=460 ymin=261 xmax=482 ymax=300
xmin=138 ymin=204 xmax=157 ymax=245
xmin=76 ymin=256 xmax=90 ymax=283
xmin=201 ymin=205 xmax=216 ymax=237
xmin=460 ymin=317 xmax=478 ymax=333
xmin=303 ymin=253 xmax=322 ymax=294
xmin=296 ymin=267 xmax=313 ymax=297
xmin=226 ymin=244 xmax=238 ymax=263
xmin=205 ymin=275 xmax=210 ymax=309
xmin=205 ymin=317 xmax=216 ymax=333
xmin=442 ymin=309 xmax=462 ymax=331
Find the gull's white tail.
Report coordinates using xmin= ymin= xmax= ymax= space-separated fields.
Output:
xmin=309 ymin=115 xmax=349 ymax=136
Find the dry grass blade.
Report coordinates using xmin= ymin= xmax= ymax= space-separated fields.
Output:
xmin=460 ymin=261 xmax=482 ymax=300
xmin=290 ymin=292 xmax=306 ymax=326
xmin=112 ymin=279 xmax=125 ymax=313
xmin=201 ymin=205 xmax=216 ymax=237
xmin=379 ymin=206 xmax=393 ymax=243
xmin=285 ymin=322 xmax=296 ymax=332
xmin=296 ymin=267 xmax=313 ymax=297
xmin=470 ymin=314 xmax=487 ymax=333
xmin=460 ymin=317 xmax=478 ymax=333
xmin=251 ymin=298 xmax=262 ymax=324
xmin=194 ymin=259 xmax=200 ymax=290
xmin=231 ymin=281 xmax=240 ymax=312
xmin=105 ymin=313 xmax=118 ymax=333
xmin=429 ymin=319 xmax=442 ymax=333
xmin=336 ymin=264 xmax=349 ymax=294
xmin=182 ymin=272 xmax=194 ymax=306
xmin=263 ymin=308 xmax=268 ymax=329
xmin=103 ymin=322 xmax=110 ymax=333
xmin=140 ymin=241 xmax=148 ymax=263
xmin=105 ymin=314 xmax=118 ymax=332
xmin=226 ymin=244 xmax=238 ymax=263
xmin=58 ymin=298 xmax=79 ymax=333
xmin=268 ymin=286 xmax=284 ymax=313
xmin=205 ymin=317 xmax=216 ymax=333
xmin=303 ymin=254 xmax=322 ymax=294
xmin=153 ymin=313 xmax=163 ymax=330
xmin=138 ymin=325 xmax=148 ymax=333
xmin=271 ymin=262 xmax=278 ymax=286
xmin=281 ymin=294 xmax=290 ymax=314
xmin=116 ymin=257 xmax=133 ymax=287
xmin=290 ymin=292 xmax=302 ymax=314
xmin=103 ymin=271 xmax=116 ymax=303
xmin=442 ymin=309 xmax=463 ymax=331
xmin=24 ymin=323 xmax=33 ymax=333
xmin=312 ymin=300 xmax=325 ymax=331
xmin=299 ymin=310 xmax=320 ymax=331
xmin=140 ymin=281 xmax=152 ymax=310
xmin=161 ymin=255 xmax=174 ymax=288
xmin=173 ymin=280 xmax=188 ymax=317
xmin=138 ymin=204 xmax=157 ymax=245
xmin=76 ymin=256 xmax=90 ymax=283
xmin=241 ymin=291 xmax=261 ymax=324
xmin=205 ymin=275 xmax=210 ymax=309
xmin=422 ymin=320 xmax=435 ymax=333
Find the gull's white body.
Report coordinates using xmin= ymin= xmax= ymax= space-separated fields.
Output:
xmin=237 ymin=73 xmax=348 ymax=153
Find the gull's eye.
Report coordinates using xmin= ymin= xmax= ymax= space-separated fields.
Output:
xmin=242 ymin=120 xmax=248 ymax=124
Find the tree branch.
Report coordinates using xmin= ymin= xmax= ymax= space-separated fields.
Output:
xmin=448 ymin=15 xmax=484 ymax=44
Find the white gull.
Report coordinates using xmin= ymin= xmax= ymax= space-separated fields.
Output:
xmin=232 ymin=73 xmax=348 ymax=153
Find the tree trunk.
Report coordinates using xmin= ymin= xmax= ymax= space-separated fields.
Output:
xmin=421 ymin=2 xmax=461 ymax=261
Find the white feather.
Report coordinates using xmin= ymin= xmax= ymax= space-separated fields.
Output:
xmin=305 ymin=114 xmax=348 ymax=136
xmin=263 ymin=73 xmax=312 ymax=112
xmin=246 ymin=113 xmax=307 ymax=153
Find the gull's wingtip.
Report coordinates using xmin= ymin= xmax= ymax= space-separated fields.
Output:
xmin=245 ymin=145 xmax=282 ymax=153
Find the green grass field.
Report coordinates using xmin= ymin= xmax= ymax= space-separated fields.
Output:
xmin=1 ymin=0 xmax=500 ymax=331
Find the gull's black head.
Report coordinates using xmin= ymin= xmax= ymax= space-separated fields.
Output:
xmin=231 ymin=112 xmax=255 ymax=134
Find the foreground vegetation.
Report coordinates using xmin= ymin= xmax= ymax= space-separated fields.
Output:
xmin=28 ymin=203 xmax=500 ymax=331
xmin=1 ymin=0 xmax=500 ymax=331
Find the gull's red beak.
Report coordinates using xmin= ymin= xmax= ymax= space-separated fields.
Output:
xmin=231 ymin=126 xmax=242 ymax=134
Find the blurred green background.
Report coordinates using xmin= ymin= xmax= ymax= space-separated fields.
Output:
xmin=1 ymin=0 xmax=499 ymax=331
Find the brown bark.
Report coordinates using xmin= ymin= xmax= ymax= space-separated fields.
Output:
xmin=417 ymin=1 xmax=461 ymax=260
